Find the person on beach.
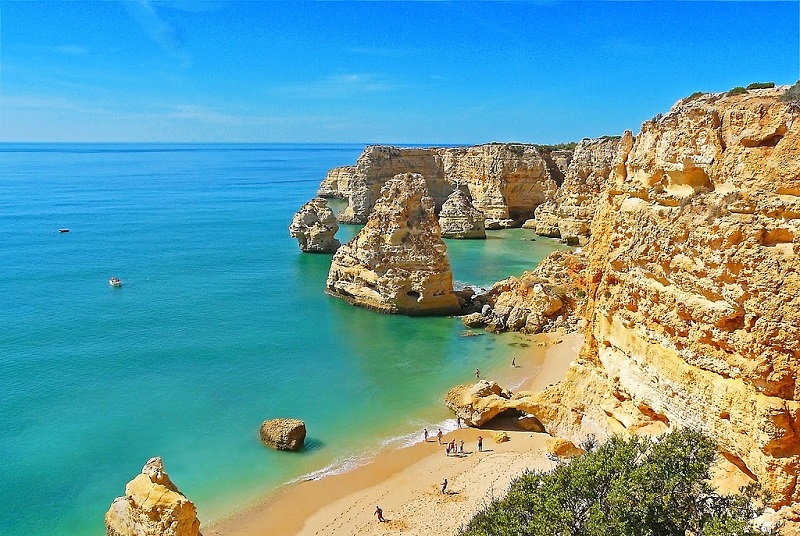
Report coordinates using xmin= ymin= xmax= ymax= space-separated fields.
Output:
xmin=374 ymin=505 xmax=385 ymax=523
xmin=475 ymin=368 xmax=480 ymax=380
xmin=424 ymin=428 xmax=429 ymax=442
xmin=512 ymin=357 xmax=516 ymax=367
xmin=456 ymin=416 xmax=462 ymax=428
xmin=437 ymin=428 xmax=443 ymax=444
xmin=478 ymin=436 xmax=483 ymax=452
xmin=459 ymin=439 xmax=464 ymax=453
xmin=441 ymin=478 xmax=448 ymax=494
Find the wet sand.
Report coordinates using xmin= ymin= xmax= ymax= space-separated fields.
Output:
xmin=208 ymin=332 xmax=583 ymax=536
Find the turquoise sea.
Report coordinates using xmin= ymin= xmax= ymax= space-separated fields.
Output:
xmin=0 ymin=143 xmax=568 ymax=535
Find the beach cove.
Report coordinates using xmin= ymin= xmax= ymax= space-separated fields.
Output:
xmin=0 ymin=143 xmax=571 ymax=536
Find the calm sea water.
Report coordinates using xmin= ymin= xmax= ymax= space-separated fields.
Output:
xmin=0 ymin=143 xmax=568 ymax=535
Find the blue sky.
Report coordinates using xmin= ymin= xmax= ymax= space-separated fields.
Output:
xmin=0 ymin=1 xmax=797 ymax=143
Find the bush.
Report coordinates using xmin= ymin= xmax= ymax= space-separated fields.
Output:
xmin=727 ymin=86 xmax=747 ymax=96
xmin=534 ymin=142 xmax=578 ymax=153
xmin=746 ymin=82 xmax=776 ymax=90
xmin=780 ymin=80 xmax=800 ymax=103
xmin=458 ymin=429 xmax=777 ymax=536
xmin=687 ymin=91 xmax=705 ymax=101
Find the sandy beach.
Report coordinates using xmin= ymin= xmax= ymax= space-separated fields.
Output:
xmin=208 ymin=331 xmax=583 ymax=536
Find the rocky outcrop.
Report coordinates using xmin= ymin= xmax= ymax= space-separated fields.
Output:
xmin=326 ymin=173 xmax=461 ymax=315
xmin=445 ymin=380 xmax=514 ymax=427
xmin=534 ymin=137 xmax=621 ymax=244
xmin=105 ymin=457 xmax=200 ymax=536
xmin=259 ymin=418 xmax=306 ymax=451
xmin=463 ymin=251 xmax=588 ymax=334
xmin=528 ymin=86 xmax=800 ymax=506
xmin=289 ymin=197 xmax=341 ymax=253
xmin=319 ymin=144 xmax=559 ymax=226
xmin=438 ymin=189 xmax=486 ymax=239
xmin=318 ymin=165 xmax=356 ymax=199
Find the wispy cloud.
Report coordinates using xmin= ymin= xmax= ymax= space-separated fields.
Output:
xmin=279 ymin=73 xmax=394 ymax=99
xmin=123 ymin=0 xmax=189 ymax=66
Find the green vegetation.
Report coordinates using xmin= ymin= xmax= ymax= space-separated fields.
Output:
xmin=534 ymin=141 xmax=578 ymax=152
xmin=746 ymin=82 xmax=776 ymax=90
xmin=727 ymin=86 xmax=747 ymax=96
xmin=780 ymin=80 xmax=800 ymax=103
xmin=458 ymin=429 xmax=776 ymax=536
xmin=687 ymin=91 xmax=705 ymax=101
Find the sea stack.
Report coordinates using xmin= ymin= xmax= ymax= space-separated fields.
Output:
xmin=105 ymin=457 xmax=200 ymax=536
xmin=326 ymin=172 xmax=461 ymax=315
xmin=289 ymin=197 xmax=341 ymax=253
xmin=438 ymin=188 xmax=486 ymax=239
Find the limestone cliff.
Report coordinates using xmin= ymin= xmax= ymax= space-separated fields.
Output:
xmin=326 ymin=172 xmax=461 ymax=315
xmin=105 ymin=457 xmax=200 ymax=536
xmin=319 ymin=144 xmax=559 ymax=226
xmin=534 ymin=137 xmax=621 ymax=244
xmin=438 ymin=188 xmax=486 ymax=239
xmin=289 ymin=197 xmax=341 ymax=253
xmin=528 ymin=86 xmax=800 ymax=506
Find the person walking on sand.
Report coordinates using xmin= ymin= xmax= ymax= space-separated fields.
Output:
xmin=475 ymin=368 xmax=480 ymax=380
xmin=459 ymin=439 xmax=464 ymax=453
xmin=374 ymin=505 xmax=385 ymax=523
xmin=424 ymin=428 xmax=429 ymax=442
xmin=512 ymin=357 xmax=516 ymax=367
xmin=437 ymin=428 xmax=443 ymax=444
xmin=441 ymin=478 xmax=448 ymax=494
xmin=456 ymin=416 xmax=462 ymax=428
xmin=478 ymin=435 xmax=483 ymax=452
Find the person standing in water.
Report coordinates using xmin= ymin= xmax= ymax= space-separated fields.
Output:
xmin=512 ymin=357 xmax=516 ymax=367
xmin=423 ymin=428 xmax=429 ymax=442
xmin=475 ymin=368 xmax=480 ymax=380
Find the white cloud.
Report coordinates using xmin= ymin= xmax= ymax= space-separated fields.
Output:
xmin=123 ymin=0 xmax=189 ymax=66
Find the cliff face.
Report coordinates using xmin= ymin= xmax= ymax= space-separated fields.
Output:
xmin=319 ymin=144 xmax=559 ymax=226
xmin=439 ymin=188 xmax=486 ymax=239
xmin=534 ymin=137 xmax=621 ymax=244
xmin=326 ymin=172 xmax=461 ymax=315
xmin=530 ymin=87 xmax=800 ymax=505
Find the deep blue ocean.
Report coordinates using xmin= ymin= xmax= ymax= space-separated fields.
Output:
xmin=0 ymin=143 xmax=568 ymax=535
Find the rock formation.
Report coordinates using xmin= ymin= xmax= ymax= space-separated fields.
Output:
xmin=289 ymin=197 xmax=341 ymax=253
xmin=444 ymin=380 xmax=514 ymax=427
xmin=534 ymin=137 xmax=621 ymax=245
xmin=259 ymin=418 xmax=307 ymax=451
xmin=319 ymin=144 xmax=559 ymax=226
xmin=526 ymin=86 xmax=800 ymax=506
xmin=326 ymin=173 xmax=462 ymax=315
xmin=438 ymin=189 xmax=486 ymax=239
xmin=463 ymin=250 xmax=588 ymax=334
xmin=105 ymin=457 xmax=200 ymax=536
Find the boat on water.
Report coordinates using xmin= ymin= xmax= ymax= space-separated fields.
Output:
xmin=109 ymin=277 xmax=122 ymax=287
xmin=59 ymin=228 xmax=70 ymax=233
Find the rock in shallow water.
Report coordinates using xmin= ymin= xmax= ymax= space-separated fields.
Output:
xmin=326 ymin=172 xmax=461 ymax=316
xmin=439 ymin=188 xmax=486 ymax=239
xmin=260 ymin=418 xmax=307 ymax=451
xmin=289 ymin=197 xmax=341 ymax=253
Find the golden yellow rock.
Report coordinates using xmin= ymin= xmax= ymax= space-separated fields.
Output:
xmin=326 ymin=173 xmax=461 ymax=315
xmin=105 ymin=457 xmax=199 ymax=536
xmin=444 ymin=380 xmax=514 ymax=427
xmin=493 ymin=431 xmax=510 ymax=443
xmin=546 ymin=437 xmax=584 ymax=458
xmin=531 ymin=86 xmax=800 ymax=506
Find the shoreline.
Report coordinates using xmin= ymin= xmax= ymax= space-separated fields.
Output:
xmin=208 ymin=331 xmax=583 ymax=536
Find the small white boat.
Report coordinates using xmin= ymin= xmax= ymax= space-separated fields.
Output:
xmin=59 ymin=228 xmax=70 ymax=233
xmin=109 ymin=277 xmax=122 ymax=287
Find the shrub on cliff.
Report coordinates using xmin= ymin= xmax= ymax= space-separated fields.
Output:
xmin=746 ymin=82 xmax=775 ymax=90
xmin=728 ymin=86 xmax=747 ymax=96
xmin=458 ymin=429 xmax=777 ymax=536
xmin=780 ymin=81 xmax=800 ymax=103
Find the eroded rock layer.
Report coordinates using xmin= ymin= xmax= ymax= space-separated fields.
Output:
xmin=105 ymin=457 xmax=200 ymax=536
xmin=439 ymin=188 xmax=486 ymax=239
xmin=529 ymin=87 xmax=800 ymax=506
xmin=326 ymin=173 xmax=461 ymax=315
xmin=289 ymin=197 xmax=341 ymax=253
xmin=319 ymin=144 xmax=558 ymax=225
xmin=534 ymin=136 xmax=621 ymax=244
